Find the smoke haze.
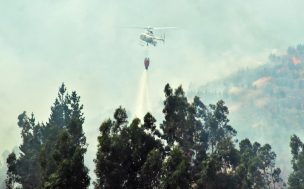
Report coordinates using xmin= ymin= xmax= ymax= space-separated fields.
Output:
xmin=1 ymin=0 xmax=304 ymax=184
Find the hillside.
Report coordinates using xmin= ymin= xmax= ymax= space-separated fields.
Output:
xmin=192 ymin=44 xmax=304 ymax=177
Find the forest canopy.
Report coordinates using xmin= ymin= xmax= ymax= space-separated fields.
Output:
xmin=3 ymin=83 xmax=303 ymax=189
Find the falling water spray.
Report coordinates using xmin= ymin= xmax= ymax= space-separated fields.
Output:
xmin=135 ymin=70 xmax=151 ymax=119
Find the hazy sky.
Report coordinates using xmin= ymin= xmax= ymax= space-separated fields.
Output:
xmin=1 ymin=0 xmax=304 ymax=182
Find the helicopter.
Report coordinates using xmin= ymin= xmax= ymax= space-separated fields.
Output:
xmin=131 ymin=26 xmax=176 ymax=46
xmin=125 ymin=26 xmax=176 ymax=69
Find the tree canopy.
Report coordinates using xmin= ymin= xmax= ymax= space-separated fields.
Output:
xmin=94 ymin=84 xmax=283 ymax=189
xmin=4 ymin=83 xmax=287 ymax=189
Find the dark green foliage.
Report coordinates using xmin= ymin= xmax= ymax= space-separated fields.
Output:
xmin=161 ymin=147 xmax=191 ymax=189
xmin=288 ymin=135 xmax=304 ymax=189
xmin=6 ymin=83 xmax=90 ymax=188
xmin=94 ymin=84 xmax=282 ymax=189
xmin=5 ymin=82 xmax=284 ymax=188
xmin=5 ymin=153 xmax=18 ymax=189
xmin=6 ymin=112 xmax=43 ymax=189
xmin=237 ymin=139 xmax=282 ymax=189
xmin=48 ymin=84 xmax=71 ymax=128
xmin=140 ymin=149 xmax=163 ymax=189
xmin=45 ymin=129 xmax=90 ymax=189
xmin=161 ymin=84 xmax=194 ymax=150
xmin=205 ymin=100 xmax=236 ymax=153
xmin=41 ymin=84 xmax=90 ymax=188
xmin=94 ymin=108 xmax=163 ymax=189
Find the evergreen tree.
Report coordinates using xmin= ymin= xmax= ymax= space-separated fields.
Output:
xmin=45 ymin=128 xmax=90 ymax=189
xmin=237 ymin=139 xmax=282 ymax=189
xmin=16 ymin=112 xmax=42 ymax=189
xmin=288 ymin=135 xmax=304 ymax=188
xmin=140 ymin=149 xmax=163 ymax=189
xmin=196 ymin=99 xmax=239 ymax=189
xmin=5 ymin=82 xmax=284 ymax=189
xmin=161 ymin=84 xmax=207 ymax=186
xmin=204 ymin=100 xmax=237 ymax=154
xmin=41 ymin=84 xmax=90 ymax=188
xmin=4 ymin=112 xmax=42 ymax=189
xmin=5 ymin=153 xmax=18 ymax=189
xmin=161 ymin=147 xmax=191 ymax=189
xmin=5 ymin=83 xmax=90 ymax=188
xmin=161 ymin=84 xmax=195 ymax=151
xmin=159 ymin=84 xmax=282 ymax=189
xmin=48 ymin=84 xmax=71 ymax=128
xmin=94 ymin=107 xmax=163 ymax=189
xmin=40 ymin=84 xmax=70 ymax=183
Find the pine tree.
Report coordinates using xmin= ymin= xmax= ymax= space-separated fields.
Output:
xmin=41 ymin=84 xmax=90 ymax=188
xmin=5 ymin=153 xmax=18 ymax=189
xmin=5 ymin=112 xmax=43 ymax=189
xmin=45 ymin=129 xmax=90 ymax=189
xmin=16 ymin=112 xmax=42 ymax=189
xmin=41 ymin=84 xmax=70 ymax=183
xmin=6 ymin=84 xmax=90 ymax=188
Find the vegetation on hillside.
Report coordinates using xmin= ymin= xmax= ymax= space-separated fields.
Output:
xmin=5 ymin=46 xmax=304 ymax=189
xmin=193 ymin=45 xmax=304 ymax=177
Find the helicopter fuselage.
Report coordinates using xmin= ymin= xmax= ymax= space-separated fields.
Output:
xmin=139 ymin=31 xmax=164 ymax=46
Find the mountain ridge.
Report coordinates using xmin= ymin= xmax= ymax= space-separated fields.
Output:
xmin=192 ymin=44 xmax=304 ymax=178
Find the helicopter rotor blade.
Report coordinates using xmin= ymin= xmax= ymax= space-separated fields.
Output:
xmin=120 ymin=26 xmax=146 ymax=29
xmin=152 ymin=27 xmax=177 ymax=30
xmin=120 ymin=26 xmax=177 ymax=30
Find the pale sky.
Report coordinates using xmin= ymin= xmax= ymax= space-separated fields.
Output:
xmin=1 ymin=0 xmax=304 ymax=183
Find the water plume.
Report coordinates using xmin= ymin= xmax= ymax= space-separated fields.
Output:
xmin=135 ymin=70 xmax=150 ymax=119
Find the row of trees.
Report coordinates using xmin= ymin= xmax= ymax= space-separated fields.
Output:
xmin=4 ymin=83 xmax=304 ymax=188
xmin=94 ymin=84 xmax=283 ymax=189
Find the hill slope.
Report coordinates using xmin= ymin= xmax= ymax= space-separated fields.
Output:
xmin=192 ymin=44 xmax=304 ymax=178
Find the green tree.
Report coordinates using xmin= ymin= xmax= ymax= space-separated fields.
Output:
xmin=161 ymin=84 xmax=208 ymax=186
xmin=89 ymin=83 xmax=282 ymax=189
xmin=6 ymin=84 xmax=90 ymax=188
xmin=4 ymin=112 xmax=42 ymax=189
xmin=288 ymin=135 xmax=304 ymax=189
xmin=94 ymin=108 xmax=163 ymax=189
xmin=161 ymin=84 xmax=195 ymax=152
xmin=159 ymin=84 xmax=281 ymax=189
xmin=140 ymin=149 xmax=163 ymax=189
xmin=45 ymin=129 xmax=90 ymax=189
xmin=40 ymin=84 xmax=71 ymax=183
xmin=161 ymin=147 xmax=191 ymax=189
xmin=237 ymin=139 xmax=282 ymax=189
xmin=195 ymin=100 xmax=239 ymax=189
xmin=41 ymin=84 xmax=90 ymax=188
xmin=16 ymin=112 xmax=42 ymax=189
xmin=5 ymin=153 xmax=18 ymax=189
xmin=204 ymin=100 xmax=236 ymax=154
xmin=196 ymin=138 xmax=239 ymax=189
